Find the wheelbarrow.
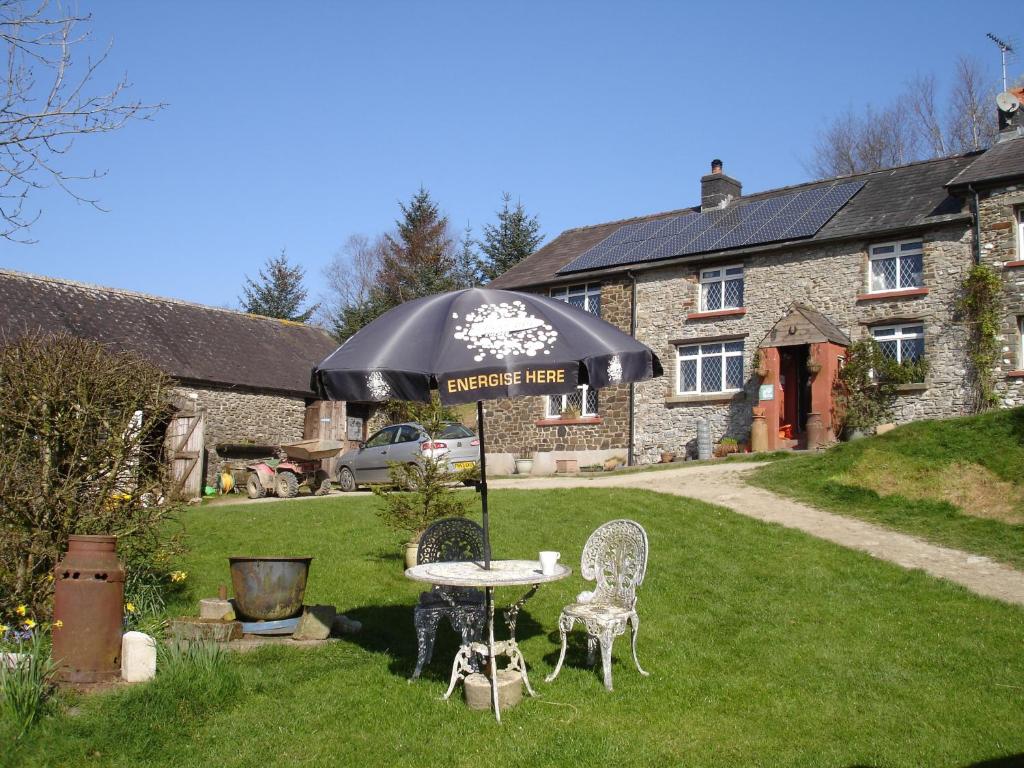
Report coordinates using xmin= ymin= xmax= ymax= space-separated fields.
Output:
xmin=245 ymin=439 xmax=343 ymax=499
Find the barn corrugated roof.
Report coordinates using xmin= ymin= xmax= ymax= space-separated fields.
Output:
xmin=0 ymin=269 xmax=338 ymax=396
xmin=489 ymin=153 xmax=980 ymax=289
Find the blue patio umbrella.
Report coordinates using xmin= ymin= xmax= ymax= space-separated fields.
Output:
xmin=311 ymin=287 xmax=662 ymax=567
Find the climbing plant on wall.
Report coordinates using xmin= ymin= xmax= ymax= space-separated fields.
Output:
xmin=958 ymin=264 xmax=1003 ymax=412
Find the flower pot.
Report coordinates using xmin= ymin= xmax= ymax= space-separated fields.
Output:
xmin=228 ymin=556 xmax=312 ymax=621
xmin=514 ymin=458 xmax=534 ymax=475
xmin=842 ymin=427 xmax=866 ymax=442
xmin=404 ymin=540 xmax=419 ymax=570
xmin=660 ymin=451 xmax=675 ymax=464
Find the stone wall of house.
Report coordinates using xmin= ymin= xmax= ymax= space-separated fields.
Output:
xmin=976 ymin=180 xmax=1024 ymax=407
xmin=483 ymin=279 xmax=634 ymax=456
xmin=172 ymin=384 xmax=308 ymax=483
xmin=632 ymin=222 xmax=975 ymax=463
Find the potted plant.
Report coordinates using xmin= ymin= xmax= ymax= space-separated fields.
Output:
xmin=561 ymin=405 xmax=581 ymax=419
xmin=806 ymin=353 xmax=822 ymax=376
xmin=659 ymin=450 xmax=675 ymax=464
xmin=514 ymin=449 xmax=534 ymax=476
xmin=714 ymin=437 xmax=740 ymax=457
xmin=372 ymin=406 xmax=472 ymax=568
xmin=753 ymin=348 xmax=769 ymax=378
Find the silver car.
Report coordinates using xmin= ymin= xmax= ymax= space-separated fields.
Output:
xmin=335 ymin=422 xmax=480 ymax=492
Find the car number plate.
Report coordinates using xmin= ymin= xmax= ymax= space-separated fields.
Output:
xmin=454 ymin=461 xmax=476 ymax=470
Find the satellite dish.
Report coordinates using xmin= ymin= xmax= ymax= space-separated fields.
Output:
xmin=996 ymin=91 xmax=1020 ymax=113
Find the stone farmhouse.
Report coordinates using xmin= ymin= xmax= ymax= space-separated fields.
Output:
xmin=0 ymin=270 xmax=355 ymax=497
xmin=487 ymin=101 xmax=1024 ymax=466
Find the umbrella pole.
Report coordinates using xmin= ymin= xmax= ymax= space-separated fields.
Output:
xmin=477 ymin=400 xmax=491 ymax=570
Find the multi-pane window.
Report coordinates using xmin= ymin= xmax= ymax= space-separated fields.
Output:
xmin=548 ymin=284 xmax=600 ymax=415
xmin=546 ymin=387 xmax=599 ymax=418
xmin=699 ymin=265 xmax=744 ymax=311
xmin=869 ymin=240 xmax=923 ymax=292
xmin=871 ymin=324 xmax=924 ymax=365
xmin=550 ymin=283 xmax=601 ymax=317
xmin=677 ymin=340 xmax=744 ymax=394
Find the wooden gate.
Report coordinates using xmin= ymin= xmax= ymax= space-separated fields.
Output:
xmin=165 ymin=411 xmax=205 ymax=501
xmin=304 ymin=400 xmax=349 ymax=478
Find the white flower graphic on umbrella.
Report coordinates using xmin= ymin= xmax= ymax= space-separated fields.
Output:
xmin=452 ymin=301 xmax=558 ymax=362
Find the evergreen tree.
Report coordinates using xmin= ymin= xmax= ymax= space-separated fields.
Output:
xmin=377 ymin=187 xmax=457 ymax=304
xmin=478 ymin=193 xmax=543 ymax=282
xmin=240 ymin=250 xmax=318 ymax=322
xmin=452 ymin=223 xmax=482 ymax=289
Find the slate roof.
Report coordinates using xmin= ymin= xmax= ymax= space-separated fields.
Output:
xmin=762 ymin=304 xmax=852 ymax=347
xmin=946 ymin=134 xmax=1024 ymax=188
xmin=490 ymin=153 xmax=981 ymax=289
xmin=0 ymin=270 xmax=338 ymax=396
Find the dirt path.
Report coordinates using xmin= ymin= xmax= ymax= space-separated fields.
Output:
xmin=490 ymin=463 xmax=1024 ymax=607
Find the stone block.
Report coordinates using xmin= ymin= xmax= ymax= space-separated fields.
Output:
xmin=199 ymin=598 xmax=234 ymax=620
xmin=121 ymin=631 xmax=156 ymax=683
xmin=293 ymin=604 xmax=337 ymax=641
xmin=169 ymin=618 xmax=242 ymax=644
xmin=464 ymin=670 xmax=523 ymax=711
xmin=485 ymin=452 xmax=516 ymax=476
xmin=331 ymin=614 xmax=362 ymax=635
xmin=875 ymin=423 xmax=896 ymax=435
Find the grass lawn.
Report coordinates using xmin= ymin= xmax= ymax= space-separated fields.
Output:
xmin=9 ymin=489 xmax=1024 ymax=767
xmin=750 ymin=407 xmax=1024 ymax=568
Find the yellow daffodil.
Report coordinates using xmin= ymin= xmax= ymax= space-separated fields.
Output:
xmin=170 ymin=570 xmax=187 ymax=583
xmin=15 ymin=605 xmax=26 ymax=617
xmin=23 ymin=619 xmax=36 ymax=629
xmin=52 ymin=620 xmax=63 ymax=629
xmin=125 ymin=602 xmax=136 ymax=613
xmin=0 ymin=625 xmax=8 ymax=634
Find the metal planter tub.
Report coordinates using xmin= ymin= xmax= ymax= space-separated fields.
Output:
xmin=228 ymin=556 xmax=313 ymax=621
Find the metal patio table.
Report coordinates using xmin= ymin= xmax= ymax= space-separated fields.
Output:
xmin=405 ymin=559 xmax=571 ymax=721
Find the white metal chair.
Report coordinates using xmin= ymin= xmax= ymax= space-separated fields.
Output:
xmin=546 ymin=519 xmax=650 ymax=691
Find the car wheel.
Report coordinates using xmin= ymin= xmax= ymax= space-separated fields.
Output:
xmin=246 ymin=473 xmax=266 ymax=499
xmin=403 ymin=463 xmax=424 ymax=491
xmin=276 ymin=471 xmax=299 ymax=498
xmin=338 ymin=467 xmax=357 ymax=492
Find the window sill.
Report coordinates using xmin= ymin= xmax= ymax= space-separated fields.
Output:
xmin=1007 ymin=370 xmax=1024 ymax=379
xmin=894 ymin=382 xmax=928 ymax=393
xmin=686 ymin=308 xmax=747 ymax=320
xmin=534 ymin=417 xmax=603 ymax=426
xmin=1004 ymin=261 xmax=1024 ymax=268
xmin=665 ymin=391 xmax=744 ymax=405
xmin=856 ymin=288 xmax=929 ymax=301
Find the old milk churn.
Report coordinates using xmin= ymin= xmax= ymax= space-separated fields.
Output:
xmin=805 ymin=412 xmax=825 ymax=451
xmin=52 ymin=535 xmax=125 ymax=683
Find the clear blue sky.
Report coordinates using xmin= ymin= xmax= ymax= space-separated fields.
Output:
xmin=1 ymin=1 xmax=1020 ymax=308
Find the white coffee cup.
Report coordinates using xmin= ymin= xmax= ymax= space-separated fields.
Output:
xmin=539 ymin=550 xmax=560 ymax=576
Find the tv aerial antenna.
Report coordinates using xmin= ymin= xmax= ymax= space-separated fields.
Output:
xmin=987 ymin=32 xmax=1014 ymax=92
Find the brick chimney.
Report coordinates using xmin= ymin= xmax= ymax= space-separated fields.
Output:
xmin=701 ymin=159 xmax=742 ymax=211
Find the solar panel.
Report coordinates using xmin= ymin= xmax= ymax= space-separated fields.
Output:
xmin=556 ymin=180 xmax=864 ymax=275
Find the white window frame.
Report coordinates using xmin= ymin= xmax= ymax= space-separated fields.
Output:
xmin=546 ymin=386 xmax=599 ymax=418
xmin=699 ymin=264 xmax=744 ymax=312
xmin=547 ymin=283 xmax=601 ymax=417
xmin=549 ymin=283 xmax=601 ymax=316
xmin=1018 ymin=316 xmax=1024 ymax=369
xmin=676 ymin=340 xmax=744 ymax=394
xmin=1017 ymin=207 xmax=1023 ymax=260
xmin=868 ymin=239 xmax=924 ymax=293
xmin=870 ymin=323 xmax=925 ymax=365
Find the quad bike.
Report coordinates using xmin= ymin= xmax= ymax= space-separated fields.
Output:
xmin=245 ymin=439 xmax=343 ymax=499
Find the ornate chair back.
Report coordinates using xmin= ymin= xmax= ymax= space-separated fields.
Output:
xmin=417 ymin=517 xmax=485 ymax=603
xmin=580 ymin=519 xmax=648 ymax=611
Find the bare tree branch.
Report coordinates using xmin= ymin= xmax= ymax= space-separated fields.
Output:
xmin=0 ymin=0 xmax=163 ymax=242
